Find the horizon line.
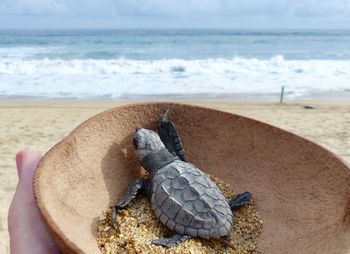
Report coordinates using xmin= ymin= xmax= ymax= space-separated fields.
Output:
xmin=1 ymin=27 xmax=350 ymax=30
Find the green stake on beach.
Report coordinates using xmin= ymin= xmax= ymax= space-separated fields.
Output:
xmin=280 ymin=86 xmax=285 ymax=103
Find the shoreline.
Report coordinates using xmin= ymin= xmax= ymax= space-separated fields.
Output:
xmin=1 ymin=89 xmax=350 ymax=103
xmin=1 ymin=97 xmax=350 ymax=106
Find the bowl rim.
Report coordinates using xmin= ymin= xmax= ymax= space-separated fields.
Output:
xmin=33 ymin=101 xmax=350 ymax=254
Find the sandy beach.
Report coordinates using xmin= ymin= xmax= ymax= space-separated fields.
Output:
xmin=1 ymin=99 xmax=349 ymax=253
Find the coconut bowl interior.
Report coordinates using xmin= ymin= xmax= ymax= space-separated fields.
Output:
xmin=34 ymin=102 xmax=350 ymax=254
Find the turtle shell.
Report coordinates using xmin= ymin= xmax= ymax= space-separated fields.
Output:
xmin=150 ymin=160 xmax=233 ymax=239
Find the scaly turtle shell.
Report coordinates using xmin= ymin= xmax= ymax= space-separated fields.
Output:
xmin=150 ymin=160 xmax=233 ymax=239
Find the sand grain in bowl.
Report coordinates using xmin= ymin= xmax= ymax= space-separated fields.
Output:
xmin=97 ymin=173 xmax=263 ymax=254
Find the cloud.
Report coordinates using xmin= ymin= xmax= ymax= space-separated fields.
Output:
xmin=102 ymin=0 xmax=350 ymax=18
xmin=1 ymin=0 xmax=350 ymax=17
xmin=0 ymin=0 xmax=349 ymax=28
xmin=1 ymin=0 xmax=67 ymax=15
xmin=290 ymin=0 xmax=350 ymax=17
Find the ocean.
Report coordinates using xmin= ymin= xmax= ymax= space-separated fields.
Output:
xmin=0 ymin=29 xmax=349 ymax=100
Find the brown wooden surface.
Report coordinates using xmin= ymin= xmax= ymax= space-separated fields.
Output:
xmin=34 ymin=102 xmax=350 ymax=254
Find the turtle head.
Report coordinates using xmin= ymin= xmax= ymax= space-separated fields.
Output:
xmin=133 ymin=128 xmax=165 ymax=161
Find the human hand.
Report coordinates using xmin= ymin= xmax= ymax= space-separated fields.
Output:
xmin=8 ymin=150 xmax=61 ymax=254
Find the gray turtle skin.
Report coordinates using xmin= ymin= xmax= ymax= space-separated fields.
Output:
xmin=134 ymin=127 xmax=237 ymax=243
xmin=151 ymin=160 xmax=232 ymax=239
xmin=112 ymin=108 xmax=252 ymax=247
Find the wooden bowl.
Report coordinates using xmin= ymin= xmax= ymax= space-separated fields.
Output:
xmin=34 ymin=102 xmax=350 ymax=254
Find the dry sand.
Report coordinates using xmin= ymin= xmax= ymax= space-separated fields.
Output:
xmin=1 ymin=99 xmax=349 ymax=253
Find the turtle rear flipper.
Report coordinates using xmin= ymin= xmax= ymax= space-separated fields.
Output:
xmin=159 ymin=106 xmax=186 ymax=162
xmin=152 ymin=234 xmax=191 ymax=248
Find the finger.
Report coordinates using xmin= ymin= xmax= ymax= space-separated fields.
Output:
xmin=9 ymin=150 xmax=61 ymax=254
xmin=16 ymin=149 xmax=42 ymax=181
xmin=14 ymin=150 xmax=42 ymax=202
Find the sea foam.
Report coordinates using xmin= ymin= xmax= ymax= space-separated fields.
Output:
xmin=0 ymin=55 xmax=349 ymax=99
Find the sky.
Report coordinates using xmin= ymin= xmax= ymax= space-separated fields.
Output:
xmin=0 ymin=0 xmax=350 ymax=29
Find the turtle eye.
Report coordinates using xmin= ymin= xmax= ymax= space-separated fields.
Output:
xmin=133 ymin=137 xmax=138 ymax=149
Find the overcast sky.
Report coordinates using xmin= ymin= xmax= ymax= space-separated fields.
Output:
xmin=1 ymin=0 xmax=350 ymax=29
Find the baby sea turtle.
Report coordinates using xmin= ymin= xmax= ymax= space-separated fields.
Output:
xmin=112 ymin=107 xmax=252 ymax=247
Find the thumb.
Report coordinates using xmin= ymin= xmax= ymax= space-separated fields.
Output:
xmin=15 ymin=149 xmax=42 ymax=191
xmin=9 ymin=150 xmax=61 ymax=254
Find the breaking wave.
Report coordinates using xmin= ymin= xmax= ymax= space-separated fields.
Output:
xmin=0 ymin=55 xmax=349 ymax=99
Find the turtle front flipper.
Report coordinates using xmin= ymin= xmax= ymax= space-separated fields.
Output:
xmin=228 ymin=191 xmax=252 ymax=209
xmin=152 ymin=234 xmax=191 ymax=248
xmin=159 ymin=106 xmax=186 ymax=162
xmin=112 ymin=178 xmax=150 ymax=229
